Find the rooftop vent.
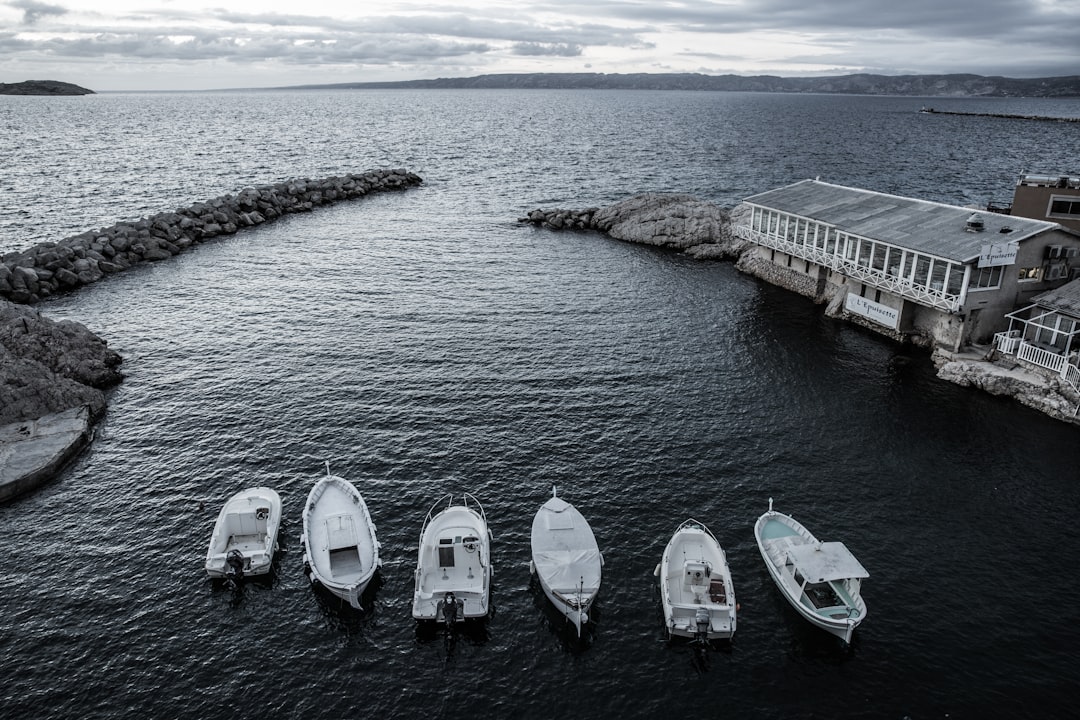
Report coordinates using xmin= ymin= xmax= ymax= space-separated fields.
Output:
xmin=999 ymin=226 xmax=1013 ymax=234
xmin=965 ymin=213 xmax=985 ymax=232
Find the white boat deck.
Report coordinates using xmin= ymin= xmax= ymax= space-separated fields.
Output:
xmin=756 ymin=504 xmax=868 ymax=640
xmin=305 ymin=478 xmax=378 ymax=590
xmin=413 ymin=500 xmax=490 ymax=621
xmin=660 ymin=521 xmax=736 ymax=639
xmin=205 ymin=487 xmax=280 ymax=578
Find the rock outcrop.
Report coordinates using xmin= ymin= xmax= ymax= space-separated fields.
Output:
xmin=0 ymin=80 xmax=94 ymax=95
xmin=0 ymin=298 xmax=122 ymax=426
xmin=520 ymin=193 xmax=746 ymax=259
xmin=934 ymin=351 xmax=1080 ymax=422
xmin=0 ymin=169 xmax=422 ymax=304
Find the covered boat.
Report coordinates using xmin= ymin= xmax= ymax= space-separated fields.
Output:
xmin=300 ymin=464 xmax=380 ymax=609
xmin=530 ymin=486 xmax=603 ymax=636
xmin=656 ymin=518 xmax=737 ymax=641
xmin=205 ymin=486 xmax=281 ymax=582
xmin=754 ymin=498 xmax=868 ymax=643
xmin=412 ymin=493 xmax=492 ymax=623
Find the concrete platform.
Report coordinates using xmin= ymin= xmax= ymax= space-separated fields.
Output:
xmin=0 ymin=406 xmax=93 ymax=503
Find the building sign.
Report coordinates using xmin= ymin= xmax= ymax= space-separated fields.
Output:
xmin=845 ymin=293 xmax=900 ymax=330
xmin=978 ymin=242 xmax=1018 ymax=268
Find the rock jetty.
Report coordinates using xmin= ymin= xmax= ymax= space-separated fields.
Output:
xmin=520 ymin=193 xmax=744 ymax=259
xmin=0 ymin=168 xmax=422 ymax=304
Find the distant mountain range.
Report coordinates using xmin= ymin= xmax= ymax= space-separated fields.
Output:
xmin=283 ymin=72 xmax=1080 ymax=97
xmin=0 ymin=80 xmax=94 ymax=95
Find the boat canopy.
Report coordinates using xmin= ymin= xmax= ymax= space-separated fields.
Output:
xmin=787 ymin=541 xmax=869 ymax=583
xmin=533 ymin=549 xmax=602 ymax=591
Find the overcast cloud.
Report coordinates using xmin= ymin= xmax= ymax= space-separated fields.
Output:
xmin=0 ymin=0 xmax=1076 ymax=91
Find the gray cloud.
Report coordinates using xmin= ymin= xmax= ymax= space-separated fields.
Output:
xmin=511 ymin=42 xmax=583 ymax=57
xmin=8 ymin=0 xmax=66 ymax=25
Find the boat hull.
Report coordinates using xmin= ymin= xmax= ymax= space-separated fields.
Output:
xmin=412 ymin=494 xmax=491 ymax=622
xmin=658 ymin=519 xmax=736 ymax=641
xmin=530 ymin=493 xmax=602 ymax=636
xmin=754 ymin=506 xmax=867 ymax=643
xmin=301 ymin=474 xmax=380 ymax=610
xmin=205 ymin=487 xmax=281 ymax=579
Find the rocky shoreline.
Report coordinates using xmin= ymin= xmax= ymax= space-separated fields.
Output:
xmin=0 ymin=168 xmax=422 ymax=502
xmin=521 ymin=193 xmax=1080 ymax=427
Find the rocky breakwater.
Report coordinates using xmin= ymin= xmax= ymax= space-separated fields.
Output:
xmin=519 ymin=193 xmax=745 ymax=259
xmin=0 ymin=168 xmax=422 ymax=304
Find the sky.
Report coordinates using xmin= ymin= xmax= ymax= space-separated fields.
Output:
xmin=1 ymin=0 xmax=1078 ymax=92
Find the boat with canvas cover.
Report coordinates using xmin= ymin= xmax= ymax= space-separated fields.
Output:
xmin=205 ymin=486 xmax=281 ymax=582
xmin=300 ymin=463 xmax=380 ymax=609
xmin=655 ymin=518 xmax=737 ymax=641
xmin=412 ymin=493 xmax=492 ymax=623
xmin=530 ymin=486 xmax=603 ymax=636
xmin=754 ymin=498 xmax=868 ymax=643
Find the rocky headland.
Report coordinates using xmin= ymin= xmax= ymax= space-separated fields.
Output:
xmin=1 ymin=168 xmax=422 ymax=501
xmin=0 ymin=80 xmax=94 ymax=95
xmin=521 ymin=193 xmax=1080 ymax=426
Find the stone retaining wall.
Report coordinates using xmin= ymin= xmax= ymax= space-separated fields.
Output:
xmin=0 ymin=168 xmax=422 ymax=304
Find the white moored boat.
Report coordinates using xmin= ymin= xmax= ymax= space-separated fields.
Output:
xmin=412 ymin=493 xmax=492 ymax=623
xmin=300 ymin=464 xmax=380 ymax=610
xmin=530 ymin=486 xmax=603 ymax=636
xmin=205 ymin=486 xmax=282 ymax=582
xmin=754 ymin=498 xmax=869 ymax=643
xmin=656 ymin=518 xmax=737 ymax=641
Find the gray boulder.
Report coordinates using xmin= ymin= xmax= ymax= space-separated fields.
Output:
xmin=0 ymin=299 xmax=122 ymax=425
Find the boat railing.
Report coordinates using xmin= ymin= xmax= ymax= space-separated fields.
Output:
xmin=680 ymin=518 xmax=719 ymax=545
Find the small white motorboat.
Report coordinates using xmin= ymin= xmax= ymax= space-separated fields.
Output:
xmin=530 ymin=486 xmax=603 ymax=636
xmin=655 ymin=518 xmax=737 ymax=641
xmin=300 ymin=464 xmax=380 ymax=609
xmin=412 ymin=493 xmax=492 ymax=623
xmin=205 ymin=486 xmax=282 ymax=582
xmin=754 ymin=498 xmax=869 ymax=643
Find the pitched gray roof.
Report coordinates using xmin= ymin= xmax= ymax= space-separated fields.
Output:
xmin=743 ymin=179 xmax=1061 ymax=263
xmin=1032 ymin=278 xmax=1080 ymax=317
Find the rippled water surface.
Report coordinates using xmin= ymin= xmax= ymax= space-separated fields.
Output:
xmin=2 ymin=91 xmax=1080 ymax=719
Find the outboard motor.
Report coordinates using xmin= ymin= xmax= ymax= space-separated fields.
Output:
xmin=225 ymin=549 xmax=246 ymax=584
xmin=694 ymin=606 xmax=711 ymax=642
xmin=438 ymin=591 xmax=461 ymax=624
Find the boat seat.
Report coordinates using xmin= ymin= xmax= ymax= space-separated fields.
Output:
xmin=325 ymin=514 xmax=357 ymax=551
xmin=684 ymin=561 xmax=711 ymax=593
xmin=227 ymin=511 xmax=259 ymax=537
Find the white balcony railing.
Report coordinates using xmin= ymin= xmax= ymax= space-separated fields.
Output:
xmin=734 ymin=226 xmax=962 ymax=313
xmin=993 ymin=330 xmax=1021 ymax=355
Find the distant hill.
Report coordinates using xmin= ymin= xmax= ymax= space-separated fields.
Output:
xmin=0 ymin=80 xmax=94 ymax=96
xmin=281 ymin=72 xmax=1080 ymax=97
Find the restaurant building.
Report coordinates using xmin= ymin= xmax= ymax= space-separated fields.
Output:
xmin=733 ymin=179 xmax=1080 ymax=350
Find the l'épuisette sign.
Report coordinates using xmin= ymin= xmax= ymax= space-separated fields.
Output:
xmin=845 ymin=293 xmax=900 ymax=330
xmin=978 ymin=242 xmax=1018 ymax=268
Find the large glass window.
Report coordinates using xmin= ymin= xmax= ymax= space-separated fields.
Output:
xmin=872 ymin=244 xmax=887 ymax=271
xmin=971 ymin=266 xmax=1003 ymax=290
xmin=947 ymin=265 xmax=964 ymax=295
xmin=913 ymin=256 xmax=931 ymax=287
xmin=930 ymin=261 xmax=947 ymax=291
xmin=1049 ymin=198 xmax=1080 ymax=218
xmin=886 ymin=249 xmax=903 ymax=278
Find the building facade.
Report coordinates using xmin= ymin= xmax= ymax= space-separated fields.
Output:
xmin=733 ymin=179 xmax=1080 ymax=350
xmin=1003 ymin=173 xmax=1080 ymax=233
